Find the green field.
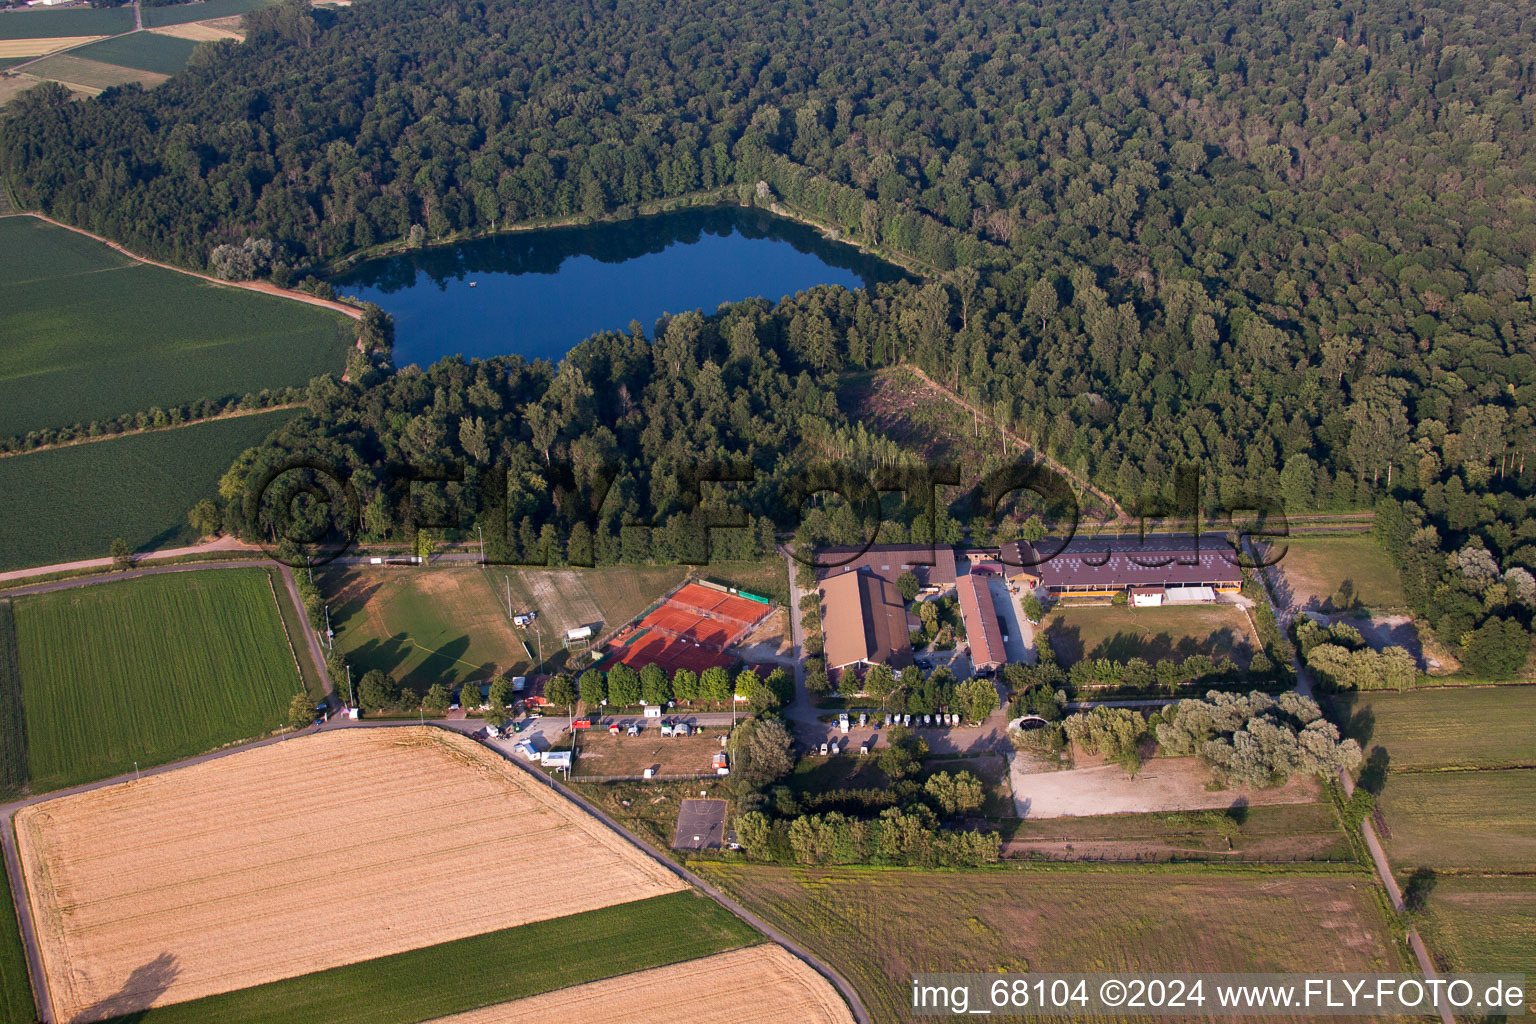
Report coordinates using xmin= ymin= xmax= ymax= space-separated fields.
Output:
xmin=0 ymin=856 xmax=37 ymax=1024
xmin=0 ymin=217 xmax=352 ymax=438
xmin=0 ymin=7 xmax=133 ymax=38
xmin=71 ymin=31 xmax=198 ymax=75
xmin=1378 ymin=769 xmax=1536 ymax=874
xmin=696 ymin=864 xmax=1402 ymax=1023
xmin=1266 ymin=534 xmax=1406 ymax=612
xmin=142 ymin=0 xmax=275 ymax=27
xmin=1420 ymin=875 xmax=1535 ymax=1010
xmin=12 ymin=569 xmax=302 ymax=791
xmin=0 ymin=409 xmax=292 ymax=572
xmin=1044 ymin=602 xmax=1257 ymax=668
xmin=119 ymin=891 xmax=759 ymax=1024
xmin=1333 ymin=686 xmax=1536 ymax=771
xmin=1003 ymin=802 xmax=1352 ymax=862
xmin=0 ymin=602 xmax=26 ymax=797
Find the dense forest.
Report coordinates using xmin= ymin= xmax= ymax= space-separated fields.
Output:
xmin=3 ymin=0 xmax=1534 ymax=673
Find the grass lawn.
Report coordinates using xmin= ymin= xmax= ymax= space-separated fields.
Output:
xmin=0 ymin=855 xmax=37 ymax=1024
xmin=118 ymin=890 xmax=760 ymax=1024
xmin=0 ymin=409 xmax=294 ymax=572
xmin=1332 ymin=686 xmax=1536 ymax=771
xmin=0 ymin=7 xmax=133 ymax=38
xmin=1044 ymin=602 xmax=1257 ymax=668
xmin=1421 ymin=875 xmax=1535 ymax=1010
xmin=71 ymin=31 xmax=197 ymax=75
xmin=142 ymin=0 xmax=276 ymax=27
xmin=1002 ymin=803 xmax=1352 ymax=863
xmin=695 ymin=864 xmax=1403 ymax=1023
xmin=16 ymin=52 xmax=163 ymax=90
xmin=1266 ymin=534 xmax=1407 ymax=612
xmin=580 ymin=777 xmax=734 ymax=850
xmin=12 ymin=569 xmax=303 ymax=792
xmin=1378 ymin=769 xmax=1536 ymax=874
xmin=573 ymin=725 xmax=732 ymax=778
xmin=0 ymin=217 xmax=352 ymax=437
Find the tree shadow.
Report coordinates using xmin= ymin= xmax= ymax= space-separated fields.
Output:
xmin=1403 ymin=867 xmax=1438 ymax=914
xmin=1048 ymin=623 xmax=1083 ymax=663
xmin=1225 ymin=796 xmax=1250 ymax=826
xmin=77 ymin=951 xmax=178 ymax=1023
xmin=1358 ymin=746 xmax=1391 ymax=796
xmin=1326 ymin=690 xmax=1374 ymax=748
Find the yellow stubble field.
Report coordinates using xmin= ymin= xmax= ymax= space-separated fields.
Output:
xmin=15 ymin=726 xmax=684 ymax=1022
xmin=420 ymin=945 xmax=855 ymax=1024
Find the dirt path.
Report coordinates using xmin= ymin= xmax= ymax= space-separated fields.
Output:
xmin=16 ymin=213 xmax=364 ymax=321
xmin=0 ymin=537 xmax=258 ymax=586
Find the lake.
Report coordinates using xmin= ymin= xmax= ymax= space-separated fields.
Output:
xmin=332 ymin=206 xmax=909 ymax=367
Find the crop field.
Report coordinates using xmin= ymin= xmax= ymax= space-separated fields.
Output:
xmin=114 ymin=892 xmax=760 ymax=1024
xmin=1003 ymin=802 xmax=1351 ymax=863
xmin=0 ymin=844 xmax=38 ymax=1024
xmin=696 ymin=865 xmax=1402 ymax=1023
xmin=0 ymin=7 xmax=133 ymax=38
xmin=15 ymin=727 xmax=684 ymax=1022
xmin=18 ymin=52 xmax=165 ymax=90
xmin=0 ymin=600 xmax=27 ymax=796
xmin=0 ymin=35 xmax=105 ymax=57
xmin=11 ymin=569 xmax=302 ymax=791
xmin=0 ymin=408 xmax=294 ymax=572
xmin=71 ymin=31 xmax=198 ymax=74
xmin=421 ymin=945 xmax=854 ymax=1024
xmin=0 ymin=217 xmax=352 ymax=437
xmin=1420 ymin=876 xmax=1535 ymax=1011
xmin=1043 ymin=603 xmax=1257 ymax=668
xmin=1332 ymin=685 xmax=1536 ymax=770
xmin=1264 ymin=534 xmax=1406 ymax=613
xmin=149 ymin=17 xmax=243 ymax=41
xmin=1378 ymin=769 xmax=1536 ymax=873
xmin=142 ymin=0 xmax=275 ymax=27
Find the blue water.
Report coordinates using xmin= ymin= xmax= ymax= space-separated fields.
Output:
xmin=332 ymin=206 xmax=907 ymax=367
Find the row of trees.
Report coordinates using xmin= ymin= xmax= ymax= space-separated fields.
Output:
xmin=1154 ymin=691 xmax=1364 ymax=788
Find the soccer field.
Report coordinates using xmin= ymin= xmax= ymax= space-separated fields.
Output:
xmin=10 ymin=569 xmax=304 ymax=791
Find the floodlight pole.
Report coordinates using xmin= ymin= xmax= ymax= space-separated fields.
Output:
xmin=133 ymin=760 xmax=140 ymax=783
xmin=346 ymin=664 xmax=355 ymax=708
xmin=476 ymin=524 xmax=485 ymax=566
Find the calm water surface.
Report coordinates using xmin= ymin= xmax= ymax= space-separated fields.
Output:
xmin=333 ymin=207 xmax=908 ymax=366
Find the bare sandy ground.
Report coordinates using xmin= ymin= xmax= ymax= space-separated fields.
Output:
xmin=420 ymin=945 xmax=855 ymax=1024
xmin=16 ymin=727 xmax=683 ymax=1022
xmin=1010 ymin=755 xmax=1320 ymax=818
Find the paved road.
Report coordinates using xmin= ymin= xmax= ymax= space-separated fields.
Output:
xmin=0 ymin=715 xmax=871 ymax=1024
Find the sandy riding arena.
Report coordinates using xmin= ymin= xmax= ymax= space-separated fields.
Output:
xmin=420 ymin=945 xmax=855 ymax=1024
xmin=15 ymin=727 xmax=683 ymax=1022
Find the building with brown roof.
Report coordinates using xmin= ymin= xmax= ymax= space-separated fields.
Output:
xmin=819 ymin=568 xmax=916 ymax=670
xmin=999 ymin=533 xmax=1242 ymax=598
xmin=956 ymin=574 xmax=1006 ymax=673
xmin=814 ymin=544 xmax=958 ymax=591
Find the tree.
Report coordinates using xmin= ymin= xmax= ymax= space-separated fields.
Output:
xmin=607 ymin=663 xmax=641 ymax=706
xmin=487 ymin=674 xmax=513 ymax=709
xmin=671 ymin=667 xmax=699 ymax=702
xmin=110 ymin=537 xmax=133 ymax=571
xmin=877 ymin=725 xmax=927 ymax=780
xmin=925 ymin=770 xmax=984 ymax=815
xmin=578 ymin=669 xmax=606 ymax=708
xmin=640 ymin=663 xmax=670 ymax=706
xmin=804 ymin=657 xmax=830 ymax=696
xmin=734 ymin=811 xmax=772 ymax=859
xmin=358 ymin=669 xmax=396 ymax=711
xmin=956 ymin=678 xmax=999 ymax=723
xmin=545 ymin=673 xmax=577 ymax=711
xmin=287 ymin=692 xmax=315 ymax=730
xmin=189 ymin=499 xmax=222 ymax=538
xmin=423 ymin=683 xmax=452 ymax=715
xmin=700 ymin=665 xmax=734 ymax=705
xmin=1021 ymin=593 xmax=1044 ymax=621
xmin=732 ymin=717 xmax=793 ymax=788
xmin=895 ymin=571 xmax=920 ymax=601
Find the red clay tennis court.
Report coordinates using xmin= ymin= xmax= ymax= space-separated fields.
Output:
xmin=607 ymin=632 xmax=735 ymax=674
xmin=633 ymin=583 xmax=770 ymax=650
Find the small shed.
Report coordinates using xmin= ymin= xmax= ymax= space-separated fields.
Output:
xmin=541 ymin=750 xmax=572 ymax=769
xmin=1130 ymin=585 xmax=1167 ymax=607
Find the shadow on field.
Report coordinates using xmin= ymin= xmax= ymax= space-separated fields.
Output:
xmin=79 ymin=951 xmax=178 ymax=1023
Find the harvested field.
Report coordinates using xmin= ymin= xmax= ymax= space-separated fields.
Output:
xmin=0 ymin=35 xmax=105 ymax=57
xmin=1043 ymin=603 xmax=1258 ymax=668
xmin=1010 ymin=756 xmax=1321 ymax=818
xmin=21 ymin=53 xmax=166 ymax=90
xmin=697 ymin=864 xmax=1403 ymax=1024
xmin=149 ymin=19 xmax=243 ymax=41
xmin=16 ymin=727 xmax=684 ymax=1022
xmin=418 ymin=945 xmax=854 ymax=1024
xmin=1332 ymin=685 xmax=1536 ymax=771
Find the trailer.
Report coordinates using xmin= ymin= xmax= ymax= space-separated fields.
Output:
xmin=541 ymin=750 xmax=572 ymax=769
xmin=712 ymin=752 xmax=729 ymax=775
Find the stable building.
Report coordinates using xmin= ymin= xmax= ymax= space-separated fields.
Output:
xmin=820 ymin=567 xmax=917 ymax=671
xmin=956 ymin=573 xmax=1006 ymax=673
xmin=815 ymin=543 xmax=958 ymax=592
xmin=999 ymin=533 xmax=1243 ymax=601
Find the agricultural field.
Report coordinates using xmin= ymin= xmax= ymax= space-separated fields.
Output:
xmin=111 ymin=892 xmax=761 ymax=1024
xmin=10 ymin=569 xmax=303 ymax=791
xmin=1420 ymin=876 xmax=1535 ymax=1011
xmin=0 ymin=7 xmax=133 ymax=38
xmin=0 ymin=217 xmax=353 ymax=438
xmin=149 ymin=15 xmax=244 ymax=41
xmin=1264 ymin=534 xmax=1407 ymax=613
xmin=0 ymin=407 xmax=295 ymax=572
xmin=418 ymin=945 xmax=853 ymax=1024
xmin=696 ymin=864 xmax=1403 ymax=1023
xmin=0 ymin=847 xmax=38 ymax=1024
xmin=14 ymin=52 xmax=165 ymax=91
xmin=15 ymin=727 xmax=685 ymax=1022
xmin=0 ymin=599 xmax=26 ymax=796
xmin=1003 ymin=802 xmax=1351 ymax=863
xmin=572 ymin=723 xmax=732 ymax=778
xmin=0 ymin=34 xmax=105 ymax=58
xmin=141 ymin=0 xmax=275 ymax=27
xmin=1043 ymin=602 xmax=1257 ymax=668
xmin=71 ymin=31 xmax=198 ymax=75
xmin=1332 ymin=685 xmax=1536 ymax=771
xmin=1378 ymin=768 xmax=1536 ymax=874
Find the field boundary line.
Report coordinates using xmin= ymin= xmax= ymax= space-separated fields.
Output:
xmin=0 ymin=403 xmax=302 ymax=462
xmin=15 ymin=213 xmax=364 ymax=321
